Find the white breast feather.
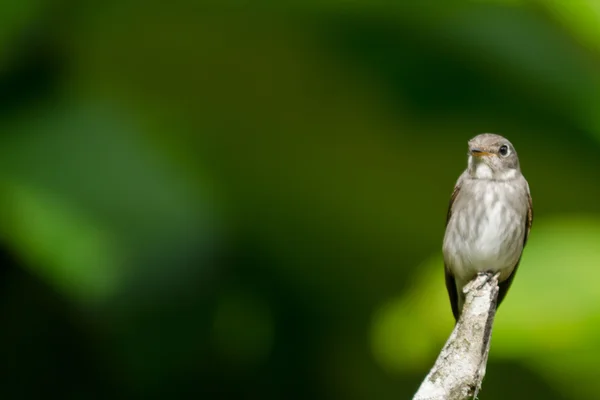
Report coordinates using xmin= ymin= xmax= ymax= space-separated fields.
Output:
xmin=443 ymin=180 xmax=524 ymax=285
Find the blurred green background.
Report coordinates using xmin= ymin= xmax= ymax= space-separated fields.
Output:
xmin=1 ymin=0 xmax=600 ymax=399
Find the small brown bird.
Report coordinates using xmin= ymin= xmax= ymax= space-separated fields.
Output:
xmin=442 ymin=133 xmax=533 ymax=321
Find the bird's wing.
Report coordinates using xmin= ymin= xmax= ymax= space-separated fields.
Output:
xmin=497 ymin=190 xmax=533 ymax=307
xmin=444 ymin=177 xmax=463 ymax=321
xmin=445 ymin=182 xmax=461 ymax=226
xmin=524 ymin=192 xmax=534 ymax=245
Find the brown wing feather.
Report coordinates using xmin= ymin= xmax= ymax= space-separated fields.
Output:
xmin=446 ymin=183 xmax=461 ymax=226
xmin=444 ymin=182 xmax=462 ymax=321
xmin=497 ymin=191 xmax=533 ymax=307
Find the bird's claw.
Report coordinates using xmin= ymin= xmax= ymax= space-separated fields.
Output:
xmin=476 ymin=271 xmax=500 ymax=290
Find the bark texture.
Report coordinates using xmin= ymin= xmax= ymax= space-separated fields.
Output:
xmin=413 ymin=272 xmax=499 ymax=400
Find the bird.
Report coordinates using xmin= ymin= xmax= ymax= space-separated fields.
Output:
xmin=442 ymin=133 xmax=533 ymax=321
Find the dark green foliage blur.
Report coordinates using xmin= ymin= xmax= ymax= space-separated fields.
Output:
xmin=1 ymin=1 xmax=599 ymax=399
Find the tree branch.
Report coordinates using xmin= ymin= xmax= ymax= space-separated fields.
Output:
xmin=413 ymin=272 xmax=500 ymax=400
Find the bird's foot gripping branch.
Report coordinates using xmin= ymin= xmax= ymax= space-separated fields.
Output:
xmin=413 ymin=272 xmax=500 ymax=400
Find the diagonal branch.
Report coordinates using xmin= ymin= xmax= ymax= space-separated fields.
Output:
xmin=413 ymin=272 xmax=500 ymax=400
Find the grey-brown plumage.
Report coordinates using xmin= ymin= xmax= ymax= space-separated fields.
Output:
xmin=443 ymin=133 xmax=533 ymax=321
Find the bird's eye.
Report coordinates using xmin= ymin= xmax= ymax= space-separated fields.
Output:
xmin=499 ymin=145 xmax=509 ymax=157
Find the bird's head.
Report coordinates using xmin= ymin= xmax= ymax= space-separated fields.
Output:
xmin=467 ymin=133 xmax=520 ymax=180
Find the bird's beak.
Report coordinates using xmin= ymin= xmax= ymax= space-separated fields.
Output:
xmin=469 ymin=147 xmax=492 ymax=157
